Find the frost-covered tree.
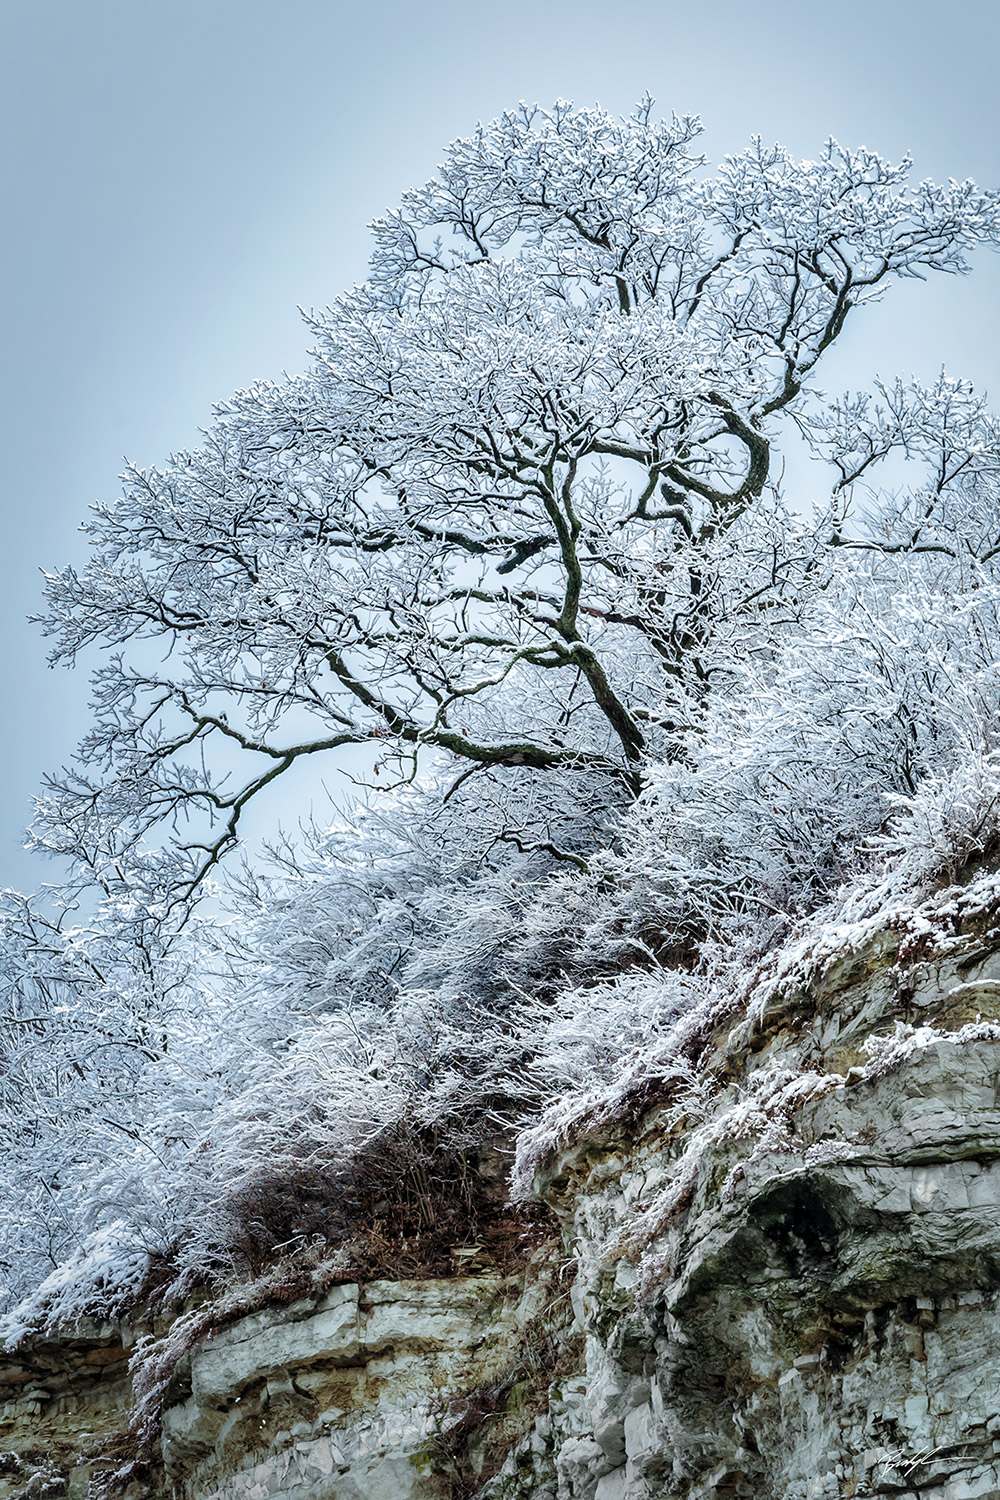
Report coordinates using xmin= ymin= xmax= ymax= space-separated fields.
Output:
xmin=7 ymin=101 xmax=1000 ymax=1323
xmin=34 ymin=100 xmax=1000 ymax=907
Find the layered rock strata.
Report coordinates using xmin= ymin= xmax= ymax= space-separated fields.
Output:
xmin=158 ymin=1270 xmax=570 ymax=1500
xmin=0 ymin=1317 xmax=138 ymax=1498
xmin=500 ymin=905 xmax=1000 ymax=1500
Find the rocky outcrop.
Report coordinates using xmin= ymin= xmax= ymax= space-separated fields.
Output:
xmin=0 ymin=1261 xmax=576 ymax=1500
xmin=158 ymin=1270 xmax=571 ymax=1500
xmin=0 ymin=1317 xmax=139 ymax=1498
xmin=9 ymin=892 xmax=1000 ymax=1498
xmin=505 ymin=904 xmax=1000 ymax=1500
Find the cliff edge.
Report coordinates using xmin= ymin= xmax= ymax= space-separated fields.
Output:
xmin=7 ymin=876 xmax=1000 ymax=1500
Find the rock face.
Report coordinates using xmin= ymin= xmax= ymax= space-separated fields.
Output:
xmin=506 ymin=911 xmax=1000 ymax=1500
xmin=158 ymin=1273 xmax=564 ymax=1500
xmin=8 ymin=901 xmax=1000 ymax=1498
xmin=0 ymin=1318 xmax=138 ymax=1498
xmin=0 ymin=1265 xmax=575 ymax=1500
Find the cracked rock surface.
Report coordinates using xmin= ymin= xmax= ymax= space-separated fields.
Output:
xmin=502 ymin=916 xmax=1000 ymax=1500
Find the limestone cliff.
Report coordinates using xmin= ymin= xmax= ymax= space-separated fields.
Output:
xmin=7 ymin=886 xmax=1000 ymax=1500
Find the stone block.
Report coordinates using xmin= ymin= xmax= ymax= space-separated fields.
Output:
xmin=191 ymin=1285 xmax=360 ymax=1404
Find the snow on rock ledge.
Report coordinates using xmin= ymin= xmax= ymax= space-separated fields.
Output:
xmin=504 ymin=905 xmax=1000 ymax=1500
xmin=10 ymin=895 xmax=1000 ymax=1497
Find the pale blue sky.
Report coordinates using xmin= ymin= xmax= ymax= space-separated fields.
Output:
xmin=3 ymin=0 xmax=1000 ymax=889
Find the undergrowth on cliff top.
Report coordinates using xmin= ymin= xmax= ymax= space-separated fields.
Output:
xmin=4 ymin=99 xmax=1000 ymax=1328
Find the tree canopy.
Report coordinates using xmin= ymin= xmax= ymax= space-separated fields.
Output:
xmin=34 ymin=100 xmax=1000 ymax=911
